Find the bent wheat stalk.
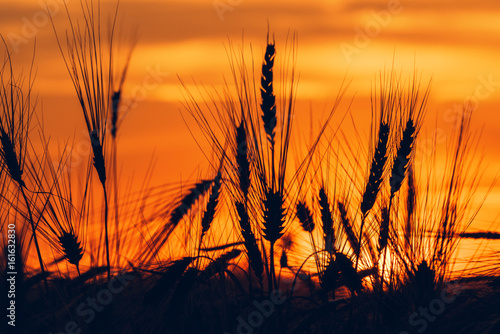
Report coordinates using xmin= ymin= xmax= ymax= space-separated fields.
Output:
xmin=319 ymin=187 xmax=335 ymax=255
xmin=50 ymin=0 xmax=122 ymax=280
xmin=357 ymin=120 xmax=389 ymax=270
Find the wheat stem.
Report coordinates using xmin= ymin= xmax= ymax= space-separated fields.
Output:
xmin=236 ymin=201 xmax=264 ymax=285
xmin=20 ymin=186 xmax=49 ymax=292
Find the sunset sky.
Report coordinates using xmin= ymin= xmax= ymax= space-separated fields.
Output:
xmin=1 ymin=0 xmax=499 ymax=238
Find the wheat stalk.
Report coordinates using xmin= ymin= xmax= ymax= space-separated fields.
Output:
xmin=144 ymin=257 xmax=194 ymax=305
xmin=320 ymin=255 xmax=339 ymax=296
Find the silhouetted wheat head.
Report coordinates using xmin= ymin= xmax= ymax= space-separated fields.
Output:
xmin=50 ymin=0 xmax=133 ymax=279
xmin=260 ymin=39 xmax=277 ymax=146
xmin=200 ymin=171 xmax=222 ymax=245
xmin=3 ymin=17 xmax=495 ymax=333
xmin=338 ymin=200 xmax=360 ymax=256
xmin=236 ymin=201 xmax=264 ymax=283
xmin=0 ymin=39 xmax=50 ymax=290
xmin=296 ymin=200 xmax=314 ymax=233
xmin=145 ymin=177 xmax=214 ymax=262
xmin=319 ymin=187 xmax=335 ymax=254
xmin=235 ymin=119 xmax=250 ymax=199
xmin=33 ymin=142 xmax=91 ymax=276
xmin=262 ymin=188 xmax=286 ymax=244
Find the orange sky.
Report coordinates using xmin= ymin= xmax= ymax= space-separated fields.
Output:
xmin=1 ymin=0 xmax=499 ymax=249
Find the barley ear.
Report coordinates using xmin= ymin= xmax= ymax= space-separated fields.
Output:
xmin=143 ymin=257 xmax=194 ymax=305
xmin=280 ymin=249 xmax=288 ymax=268
xmin=336 ymin=252 xmax=363 ymax=293
xmin=200 ymin=171 xmax=222 ymax=243
xmin=58 ymin=231 xmax=84 ymax=268
xmin=262 ymin=187 xmax=285 ymax=290
xmin=319 ymin=187 xmax=335 ymax=253
xmin=361 ymin=122 xmax=389 ymax=217
xmin=90 ymin=130 xmax=106 ymax=186
xmin=378 ymin=206 xmax=390 ymax=253
xmin=235 ymin=120 xmax=250 ymax=198
xmin=236 ymin=202 xmax=264 ymax=282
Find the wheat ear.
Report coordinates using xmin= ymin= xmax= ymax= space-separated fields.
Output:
xmin=58 ymin=231 xmax=84 ymax=275
xmin=260 ymin=40 xmax=277 ymax=146
xmin=296 ymin=201 xmax=315 ymax=233
xmin=357 ymin=121 xmax=389 ymax=270
xmin=262 ymin=188 xmax=285 ymax=290
xmin=235 ymin=120 xmax=250 ymax=199
xmin=378 ymin=205 xmax=390 ymax=292
xmin=361 ymin=122 xmax=390 ymax=216
xmin=319 ymin=187 xmax=335 ymax=254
